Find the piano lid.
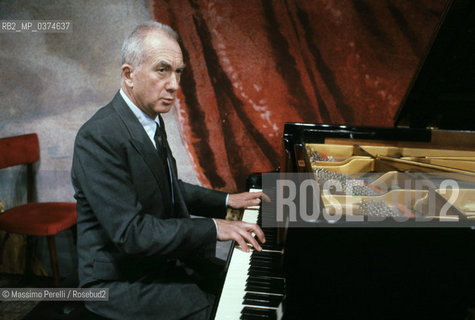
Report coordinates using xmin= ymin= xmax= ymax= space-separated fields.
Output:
xmin=394 ymin=0 xmax=475 ymax=130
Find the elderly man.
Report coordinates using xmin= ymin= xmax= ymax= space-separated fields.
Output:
xmin=71 ymin=21 xmax=265 ymax=320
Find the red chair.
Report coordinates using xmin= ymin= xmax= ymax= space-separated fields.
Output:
xmin=0 ymin=133 xmax=77 ymax=286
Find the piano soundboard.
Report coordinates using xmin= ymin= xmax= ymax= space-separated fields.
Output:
xmin=304 ymin=142 xmax=475 ymax=222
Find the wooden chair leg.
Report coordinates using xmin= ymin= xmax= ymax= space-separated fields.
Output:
xmin=23 ymin=235 xmax=37 ymax=285
xmin=47 ymin=235 xmax=60 ymax=287
xmin=0 ymin=232 xmax=9 ymax=270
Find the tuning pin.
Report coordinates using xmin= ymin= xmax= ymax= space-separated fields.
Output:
xmin=359 ymin=199 xmax=402 ymax=218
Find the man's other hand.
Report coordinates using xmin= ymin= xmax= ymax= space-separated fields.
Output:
xmin=216 ymin=219 xmax=265 ymax=252
xmin=227 ymin=192 xmax=269 ymax=209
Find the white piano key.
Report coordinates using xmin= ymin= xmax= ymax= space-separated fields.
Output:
xmin=242 ymin=209 xmax=259 ymax=224
xmin=248 ymin=188 xmax=262 ymax=210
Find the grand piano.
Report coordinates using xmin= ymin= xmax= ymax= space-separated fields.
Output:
xmin=214 ymin=0 xmax=475 ymax=318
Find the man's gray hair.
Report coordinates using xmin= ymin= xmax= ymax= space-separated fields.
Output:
xmin=121 ymin=21 xmax=179 ymax=69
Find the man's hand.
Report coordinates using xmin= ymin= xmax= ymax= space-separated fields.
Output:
xmin=227 ymin=192 xmax=269 ymax=209
xmin=216 ymin=219 xmax=265 ymax=252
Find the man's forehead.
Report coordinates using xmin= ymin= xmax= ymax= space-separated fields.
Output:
xmin=144 ymin=33 xmax=183 ymax=64
xmin=148 ymin=49 xmax=183 ymax=66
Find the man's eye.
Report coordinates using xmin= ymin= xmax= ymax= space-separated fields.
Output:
xmin=158 ymin=68 xmax=166 ymax=73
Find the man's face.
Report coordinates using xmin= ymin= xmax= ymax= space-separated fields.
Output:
xmin=128 ymin=32 xmax=185 ymax=118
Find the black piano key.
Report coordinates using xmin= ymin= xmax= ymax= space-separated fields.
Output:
xmin=246 ymin=281 xmax=285 ymax=295
xmin=251 ymin=251 xmax=277 ymax=257
xmin=240 ymin=315 xmax=274 ymax=320
xmin=250 ymin=261 xmax=273 ymax=269
xmin=249 ymin=262 xmax=274 ymax=270
xmin=246 ymin=285 xmax=284 ymax=295
xmin=249 ymin=261 xmax=283 ymax=273
xmin=243 ymin=292 xmax=282 ymax=308
xmin=249 ymin=261 xmax=275 ymax=268
xmin=252 ymin=251 xmax=280 ymax=258
xmin=251 ymin=256 xmax=280 ymax=263
xmin=246 ymin=287 xmax=284 ymax=295
xmin=251 ymin=255 xmax=278 ymax=263
xmin=247 ymin=276 xmax=286 ymax=285
xmin=247 ymin=278 xmax=285 ymax=286
xmin=248 ymin=268 xmax=282 ymax=277
xmin=250 ymin=258 xmax=279 ymax=266
xmin=240 ymin=307 xmax=276 ymax=320
xmin=247 ymin=275 xmax=284 ymax=282
xmin=250 ymin=259 xmax=276 ymax=267
xmin=250 ymin=263 xmax=281 ymax=273
xmin=247 ymin=277 xmax=285 ymax=288
xmin=261 ymin=243 xmax=280 ymax=250
xmin=249 ymin=264 xmax=273 ymax=271
xmin=253 ymin=251 xmax=274 ymax=256
xmin=246 ymin=282 xmax=284 ymax=292
xmin=249 ymin=264 xmax=274 ymax=272
xmin=251 ymin=255 xmax=281 ymax=263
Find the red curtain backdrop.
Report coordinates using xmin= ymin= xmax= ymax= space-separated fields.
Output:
xmin=148 ymin=0 xmax=449 ymax=192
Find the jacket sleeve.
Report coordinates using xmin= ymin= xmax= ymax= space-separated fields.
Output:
xmin=178 ymin=181 xmax=228 ymax=219
xmin=71 ymin=124 xmax=216 ymax=258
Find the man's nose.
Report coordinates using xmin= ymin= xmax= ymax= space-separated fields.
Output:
xmin=166 ymin=73 xmax=179 ymax=91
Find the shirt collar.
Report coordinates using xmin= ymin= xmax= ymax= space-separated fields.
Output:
xmin=120 ymin=88 xmax=159 ymax=146
xmin=120 ymin=88 xmax=159 ymax=124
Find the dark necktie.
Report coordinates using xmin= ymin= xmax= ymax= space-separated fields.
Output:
xmin=154 ymin=121 xmax=168 ymax=159
xmin=154 ymin=117 xmax=174 ymax=203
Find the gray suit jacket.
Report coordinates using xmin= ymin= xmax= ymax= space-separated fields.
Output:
xmin=71 ymin=92 xmax=227 ymax=318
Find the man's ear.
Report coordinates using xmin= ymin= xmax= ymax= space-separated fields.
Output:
xmin=121 ymin=64 xmax=134 ymax=88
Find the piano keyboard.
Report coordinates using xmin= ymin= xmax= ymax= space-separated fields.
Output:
xmin=214 ymin=189 xmax=285 ymax=320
